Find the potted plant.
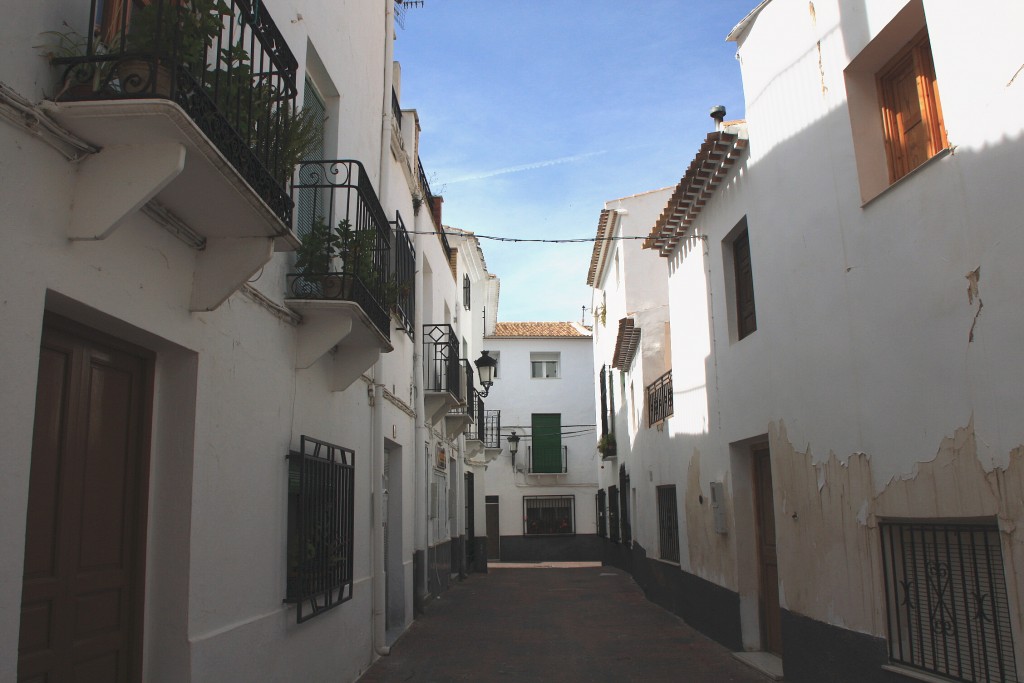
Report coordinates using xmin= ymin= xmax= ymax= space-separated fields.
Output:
xmin=292 ymin=218 xmax=385 ymax=302
xmin=117 ymin=0 xmax=232 ymax=96
xmin=38 ymin=24 xmax=121 ymax=99
xmin=597 ymin=433 xmax=617 ymax=458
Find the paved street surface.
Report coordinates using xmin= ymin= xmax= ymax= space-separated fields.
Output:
xmin=358 ymin=564 xmax=772 ymax=683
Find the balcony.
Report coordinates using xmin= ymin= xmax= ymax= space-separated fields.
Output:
xmin=287 ymin=160 xmax=396 ymax=391
xmin=446 ymin=360 xmax=477 ymax=439
xmin=524 ymin=446 xmax=568 ymax=475
xmin=391 ymin=211 xmax=415 ymax=337
xmin=423 ymin=324 xmax=461 ymax=424
xmin=42 ymin=0 xmax=303 ymax=310
xmin=647 ymin=370 xmax=674 ymax=426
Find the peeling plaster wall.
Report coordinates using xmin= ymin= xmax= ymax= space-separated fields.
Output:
xmin=649 ymin=0 xmax=1024 ymax=663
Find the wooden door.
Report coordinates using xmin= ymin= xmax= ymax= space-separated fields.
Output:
xmin=753 ymin=446 xmax=782 ymax=655
xmin=19 ymin=317 xmax=152 ymax=683
xmin=485 ymin=496 xmax=499 ymax=560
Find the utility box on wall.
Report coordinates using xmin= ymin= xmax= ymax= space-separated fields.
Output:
xmin=710 ymin=481 xmax=727 ymax=534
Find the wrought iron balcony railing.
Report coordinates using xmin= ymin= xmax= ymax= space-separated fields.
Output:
xmin=647 ymin=370 xmax=674 ymax=426
xmin=391 ymin=211 xmax=415 ymax=337
xmin=448 ymin=360 xmax=477 ymax=418
xmin=423 ymin=324 xmax=460 ymax=400
xmin=287 ymin=160 xmax=393 ymax=341
xmin=467 ymin=395 xmax=485 ymax=441
xmin=483 ymin=410 xmax=501 ymax=449
xmin=52 ymin=0 xmax=300 ymax=224
xmin=391 ymin=88 xmax=402 ymax=131
xmin=527 ymin=445 xmax=568 ymax=475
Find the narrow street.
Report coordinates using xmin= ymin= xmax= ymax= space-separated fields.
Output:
xmin=359 ymin=565 xmax=773 ymax=683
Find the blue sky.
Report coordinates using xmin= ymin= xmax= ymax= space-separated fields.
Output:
xmin=394 ymin=1 xmax=758 ymax=323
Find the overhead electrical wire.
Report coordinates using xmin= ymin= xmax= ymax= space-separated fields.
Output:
xmin=408 ymin=231 xmax=648 ymax=244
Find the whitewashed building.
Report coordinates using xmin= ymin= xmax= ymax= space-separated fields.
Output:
xmin=0 ymin=1 xmax=493 ymax=681
xmin=593 ymin=1 xmax=1024 ymax=682
xmin=481 ymin=322 xmax=599 ymax=562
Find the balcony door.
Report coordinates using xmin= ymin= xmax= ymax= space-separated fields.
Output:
xmin=19 ymin=316 xmax=152 ymax=682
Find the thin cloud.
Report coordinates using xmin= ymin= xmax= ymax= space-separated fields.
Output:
xmin=444 ymin=150 xmax=608 ymax=184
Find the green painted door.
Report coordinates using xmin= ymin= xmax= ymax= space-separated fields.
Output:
xmin=531 ymin=414 xmax=562 ymax=473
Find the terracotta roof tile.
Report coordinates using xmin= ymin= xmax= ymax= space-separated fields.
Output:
xmin=490 ymin=322 xmax=591 ymax=338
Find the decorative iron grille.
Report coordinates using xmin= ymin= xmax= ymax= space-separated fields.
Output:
xmin=657 ymin=486 xmax=680 ymax=562
xmin=483 ymin=410 xmax=501 ymax=449
xmin=391 ymin=88 xmax=402 ymax=130
xmin=53 ymin=0 xmax=299 ymax=224
xmin=463 ymin=274 xmax=471 ymax=310
xmin=392 ymin=210 xmax=415 ymax=336
xmin=423 ymin=324 xmax=461 ymax=400
xmin=523 ymin=496 xmax=575 ymax=535
xmin=417 ymin=156 xmax=442 ymax=230
xmin=619 ymin=465 xmax=631 ymax=544
xmin=286 ymin=160 xmax=393 ymax=341
xmin=449 ymin=360 xmax=476 ymax=419
xmin=608 ymin=485 xmax=620 ymax=543
xmin=466 ymin=395 xmax=485 ymax=442
xmin=285 ymin=436 xmax=354 ymax=624
xmin=600 ymin=365 xmax=609 ymax=438
xmin=880 ymin=520 xmax=1018 ymax=682
xmin=647 ymin=370 xmax=674 ymax=426
xmin=597 ymin=490 xmax=607 ymax=538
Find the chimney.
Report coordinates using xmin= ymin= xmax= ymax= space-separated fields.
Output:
xmin=710 ymin=105 xmax=727 ymax=130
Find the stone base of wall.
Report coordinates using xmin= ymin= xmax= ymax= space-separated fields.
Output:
xmin=427 ymin=541 xmax=452 ymax=597
xmin=497 ymin=534 xmax=602 ymax=562
xmin=781 ymin=610 xmax=903 ymax=683
xmin=470 ymin=537 xmax=488 ymax=572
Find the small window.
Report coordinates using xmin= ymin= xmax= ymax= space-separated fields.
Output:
xmin=530 ymin=352 xmax=560 ymax=379
xmin=657 ymin=486 xmax=680 ymax=563
xmin=463 ymin=274 xmax=471 ymax=310
xmin=880 ymin=520 xmax=1017 ymax=682
xmin=877 ymin=29 xmax=947 ymax=184
xmin=285 ymin=436 xmax=355 ymax=623
xmin=732 ymin=225 xmax=757 ymax=340
xmin=524 ymin=496 xmax=575 ymax=535
xmin=647 ymin=370 xmax=674 ymax=426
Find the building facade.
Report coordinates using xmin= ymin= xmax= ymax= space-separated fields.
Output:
xmin=593 ymin=1 xmax=1024 ymax=681
xmin=0 ymin=1 xmax=496 ymax=681
xmin=482 ymin=322 xmax=599 ymax=562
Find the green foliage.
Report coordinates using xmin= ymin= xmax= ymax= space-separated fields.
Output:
xmin=127 ymin=0 xmax=231 ymax=66
xmin=597 ymin=432 xmax=617 ymax=457
xmin=37 ymin=24 xmax=120 ymax=96
xmin=294 ymin=217 xmax=341 ymax=276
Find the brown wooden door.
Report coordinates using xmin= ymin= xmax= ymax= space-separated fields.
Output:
xmin=753 ymin=446 xmax=783 ymax=655
xmin=19 ymin=318 xmax=152 ymax=683
xmin=485 ymin=496 xmax=500 ymax=560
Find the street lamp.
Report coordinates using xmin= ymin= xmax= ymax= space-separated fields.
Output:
xmin=506 ymin=431 xmax=520 ymax=456
xmin=474 ymin=350 xmax=497 ymax=397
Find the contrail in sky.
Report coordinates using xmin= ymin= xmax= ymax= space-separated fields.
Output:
xmin=444 ymin=150 xmax=608 ymax=184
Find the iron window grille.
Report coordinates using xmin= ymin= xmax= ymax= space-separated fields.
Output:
xmin=391 ymin=210 xmax=416 ymax=337
xmin=285 ymin=436 xmax=355 ymax=624
xmin=647 ymin=370 xmax=674 ymax=426
xmin=596 ymin=490 xmax=607 ymax=538
xmin=54 ymin=0 xmax=300 ymax=224
xmin=608 ymin=485 xmax=620 ymax=543
xmin=523 ymin=496 xmax=575 ymax=535
xmin=287 ymin=160 xmax=394 ymax=342
xmin=880 ymin=520 xmax=1018 ymax=682
xmin=463 ymin=274 xmax=471 ymax=311
xmin=423 ymin=324 xmax=461 ymax=400
xmin=599 ymin=365 xmax=609 ymax=438
xmin=657 ymin=486 xmax=680 ymax=563
xmin=483 ymin=410 xmax=501 ymax=449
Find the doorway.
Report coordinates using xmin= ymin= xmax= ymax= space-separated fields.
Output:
xmin=752 ymin=445 xmax=782 ymax=655
xmin=384 ymin=445 xmax=404 ymax=630
xmin=485 ymin=496 xmax=500 ymax=560
xmin=19 ymin=316 xmax=153 ymax=682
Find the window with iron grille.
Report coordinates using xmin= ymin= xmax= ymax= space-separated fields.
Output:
xmin=647 ymin=370 xmax=674 ymax=426
xmin=523 ymin=496 xmax=575 ymax=535
xmin=285 ymin=436 xmax=355 ymax=624
xmin=463 ymin=273 xmax=471 ymax=310
xmin=608 ymin=485 xmax=620 ymax=543
xmin=657 ymin=486 xmax=680 ymax=563
xmin=880 ymin=520 xmax=1018 ymax=682
xmin=599 ymin=365 xmax=609 ymax=438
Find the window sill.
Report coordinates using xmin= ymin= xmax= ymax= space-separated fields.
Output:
xmin=861 ymin=147 xmax=953 ymax=208
xmin=881 ymin=664 xmax=957 ymax=683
